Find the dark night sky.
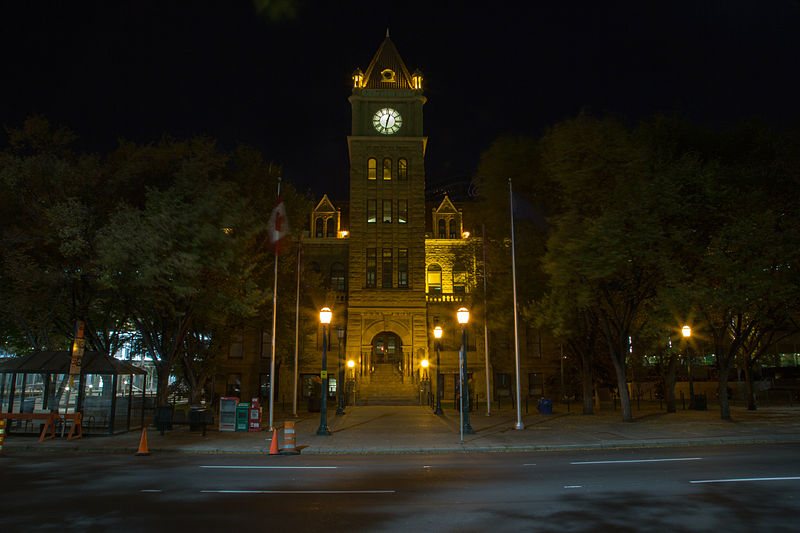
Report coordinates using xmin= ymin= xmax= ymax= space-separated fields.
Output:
xmin=2 ymin=1 xmax=799 ymax=200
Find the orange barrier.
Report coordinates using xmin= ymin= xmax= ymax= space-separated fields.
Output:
xmin=269 ymin=428 xmax=280 ymax=455
xmin=0 ymin=419 xmax=5 ymax=455
xmin=0 ymin=412 xmax=82 ymax=442
xmin=39 ymin=413 xmax=83 ymax=441
xmin=280 ymin=420 xmax=300 ymax=455
xmin=135 ymin=427 xmax=150 ymax=456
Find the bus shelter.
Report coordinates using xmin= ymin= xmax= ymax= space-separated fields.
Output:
xmin=0 ymin=351 xmax=149 ymax=435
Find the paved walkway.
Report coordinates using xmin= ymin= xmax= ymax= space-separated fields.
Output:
xmin=4 ymin=405 xmax=800 ymax=455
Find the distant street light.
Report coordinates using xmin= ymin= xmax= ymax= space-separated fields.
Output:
xmin=336 ymin=326 xmax=346 ymax=416
xmin=457 ymin=307 xmax=474 ymax=439
xmin=433 ymin=325 xmax=443 ymax=415
xmin=317 ymin=307 xmax=332 ymax=436
xmin=682 ymin=325 xmax=694 ymax=409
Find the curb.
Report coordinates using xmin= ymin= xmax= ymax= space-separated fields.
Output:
xmin=5 ymin=435 xmax=800 ymax=455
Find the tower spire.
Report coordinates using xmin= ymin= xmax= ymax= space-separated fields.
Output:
xmin=386 ymin=27 xmax=390 ymax=38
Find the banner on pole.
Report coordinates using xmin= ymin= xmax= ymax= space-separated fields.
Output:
xmin=267 ymin=195 xmax=290 ymax=256
xmin=69 ymin=321 xmax=86 ymax=377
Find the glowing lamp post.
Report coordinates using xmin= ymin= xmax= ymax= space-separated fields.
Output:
xmin=433 ymin=325 xmax=443 ymax=415
xmin=682 ymin=325 xmax=694 ymax=409
xmin=457 ymin=307 xmax=474 ymax=439
xmin=336 ymin=326 xmax=346 ymax=416
xmin=347 ymin=359 xmax=355 ymax=406
xmin=317 ymin=307 xmax=332 ymax=436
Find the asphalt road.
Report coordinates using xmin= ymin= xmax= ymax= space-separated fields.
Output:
xmin=3 ymin=444 xmax=800 ymax=532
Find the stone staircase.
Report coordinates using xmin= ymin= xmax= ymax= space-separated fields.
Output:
xmin=357 ymin=363 xmax=419 ymax=406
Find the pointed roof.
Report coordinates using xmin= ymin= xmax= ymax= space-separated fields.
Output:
xmin=313 ymin=194 xmax=338 ymax=214
xmin=434 ymin=195 xmax=459 ymax=214
xmin=362 ymin=33 xmax=414 ymax=90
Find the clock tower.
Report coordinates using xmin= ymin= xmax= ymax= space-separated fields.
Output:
xmin=345 ymin=32 xmax=429 ymax=386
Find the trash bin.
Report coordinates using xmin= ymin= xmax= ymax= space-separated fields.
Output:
xmin=189 ymin=408 xmax=208 ymax=431
xmin=235 ymin=403 xmax=249 ymax=431
xmin=692 ymin=394 xmax=707 ymax=411
xmin=537 ymin=398 xmax=553 ymax=415
xmin=154 ymin=405 xmax=173 ymax=433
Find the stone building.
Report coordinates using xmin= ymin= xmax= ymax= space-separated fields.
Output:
xmin=213 ymin=34 xmax=561 ymax=412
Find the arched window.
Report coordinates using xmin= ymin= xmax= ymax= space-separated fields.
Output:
xmin=449 ymin=219 xmax=457 ymax=239
xmin=315 ymin=217 xmax=324 ymax=238
xmin=326 ymin=218 xmax=335 ymax=237
xmin=453 ymin=262 xmax=467 ymax=294
xmin=383 ymin=158 xmax=392 ymax=180
xmin=330 ymin=262 xmax=345 ymax=292
xmin=427 ymin=264 xmax=442 ymax=295
xmin=438 ymin=219 xmax=446 ymax=238
xmin=367 ymin=158 xmax=377 ymax=180
xmin=398 ymin=158 xmax=408 ymax=180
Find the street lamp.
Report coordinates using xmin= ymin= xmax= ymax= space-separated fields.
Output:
xmin=317 ymin=307 xmax=332 ymax=436
xmin=433 ymin=325 xmax=443 ymax=415
xmin=682 ymin=325 xmax=694 ymax=409
xmin=347 ymin=359 xmax=355 ymax=406
xmin=336 ymin=326 xmax=345 ymax=416
xmin=457 ymin=307 xmax=474 ymax=438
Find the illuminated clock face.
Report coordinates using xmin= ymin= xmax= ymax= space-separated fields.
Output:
xmin=373 ymin=108 xmax=402 ymax=135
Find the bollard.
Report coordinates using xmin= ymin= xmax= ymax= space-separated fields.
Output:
xmin=280 ymin=420 xmax=301 ymax=455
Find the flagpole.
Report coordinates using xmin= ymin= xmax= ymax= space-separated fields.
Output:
xmin=482 ymin=223 xmax=491 ymax=417
xmin=509 ymin=179 xmax=524 ymax=430
xmin=269 ymin=177 xmax=281 ymax=432
xmin=292 ymin=240 xmax=302 ymax=417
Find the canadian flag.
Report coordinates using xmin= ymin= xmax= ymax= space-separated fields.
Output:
xmin=267 ymin=195 xmax=290 ymax=255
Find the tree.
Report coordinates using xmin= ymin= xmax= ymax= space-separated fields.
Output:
xmin=0 ymin=116 xmax=128 ymax=355
xmin=538 ymin=114 xmax=665 ymax=422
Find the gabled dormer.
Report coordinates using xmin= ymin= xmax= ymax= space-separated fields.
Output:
xmin=310 ymin=194 xmax=342 ymax=238
xmin=431 ymin=195 xmax=463 ymax=239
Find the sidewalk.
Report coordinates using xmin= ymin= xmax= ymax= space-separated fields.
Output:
xmin=4 ymin=404 xmax=800 ymax=455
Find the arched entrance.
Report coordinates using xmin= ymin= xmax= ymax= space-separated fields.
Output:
xmin=372 ymin=332 xmax=402 ymax=365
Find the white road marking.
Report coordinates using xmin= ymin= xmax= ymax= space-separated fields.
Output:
xmin=564 ymin=485 xmax=583 ymax=489
xmin=140 ymin=489 xmax=162 ymax=493
xmin=200 ymin=466 xmax=337 ymax=469
xmin=200 ymin=489 xmax=395 ymax=494
xmin=571 ymin=457 xmax=702 ymax=465
xmin=690 ymin=476 xmax=800 ymax=484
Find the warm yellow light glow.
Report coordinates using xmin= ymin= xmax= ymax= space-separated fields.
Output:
xmin=433 ymin=325 xmax=443 ymax=339
xmin=338 ymin=230 xmax=349 ymax=238
xmin=457 ymin=307 xmax=469 ymax=325
xmin=347 ymin=360 xmax=355 ymax=368
xmin=421 ymin=359 xmax=429 ymax=368
xmin=352 ymin=68 xmax=364 ymax=88
xmin=682 ymin=325 xmax=691 ymax=338
xmin=320 ymin=307 xmax=332 ymax=325
xmin=412 ymin=69 xmax=423 ymax=90
xmin=222 ymin=227 xmax=233 ymax=235
xmin=462 ymin=231 xmax=470 ymax=239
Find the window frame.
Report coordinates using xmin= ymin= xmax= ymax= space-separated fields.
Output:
xmin=367 ymin=199 xmax=377 ymax=223
xmin=382 ymin=199 xmax=392 ymax=223
xmin=382 ymin=248 xmax=393 ymax=288
xmin=382 ymin=158 xmax=392 ymax=180
xmin=398 ymin=158 xmax=408 ymax=180
xmin=398 ymin=199 xmax=408 ymax=224
xmin=367 ymin=158 xmax=377 ymax=180
xmin=366 ymin=248 xmax=377 ymax=288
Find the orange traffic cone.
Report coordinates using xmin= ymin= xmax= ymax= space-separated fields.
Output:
xmin=269 ymin=427 xmax=280 ymax=455
xmin=135 ymin=427 xmax=151 ymax=456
